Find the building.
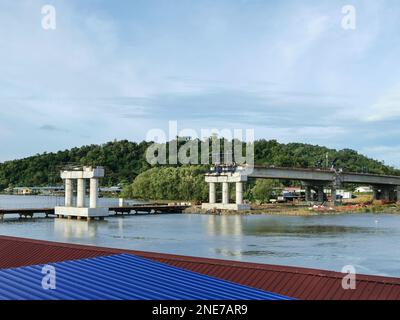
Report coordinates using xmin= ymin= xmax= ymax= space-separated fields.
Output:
xmin=355 ymin=186 xmax=373 ymax=193
xmin=13 ymin=186 xmax=64 ymax=196
xmin=13 ymin=187 xmax=34 ymax=195
xmin=99 ymin=186 xmax=122 ymax=193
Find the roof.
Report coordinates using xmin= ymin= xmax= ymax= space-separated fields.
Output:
xmin=0 ymin=235 xmax=400 ymax=300
xmin=0 ymin=253 xmax=288 ymax=300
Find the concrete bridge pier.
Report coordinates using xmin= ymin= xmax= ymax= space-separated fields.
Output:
xmin=303 ymin=182 xmax=326 ymax=204
xmin=305 ymin=186 xmax=312 ymax=202
xmin=397 ymin=186 xmax=400 ymax=202
xmin=222 ymin=182 xmax=229 ymax=204
xmin=89 ymin=178 xmax=99 ymax=208
xmin=209 ymin=182 xmax=216 ymax=204
xmin=373 ymin=187 xmax=380 ymax=201
xmin=236 ymin=182 xmax=243 ymax=205
xmin=331 ymin=185 xmax=337 ymax=205
xmin=77 ymin=178 xmax=86 ymax=208
xmin=202 ymin=173 xmax=250 ymax=211
xmin=55 ymin=166 xmax=108 ymax=220
xmin=317 ymin=186 xmax=324 ymax=203
xmin=64 ymin=178 xmax=73 ymax=207
xmin=382 ymin=187 xmax=390 ymax=201
xmin=373 ymin=185 xmax=398 ymax=202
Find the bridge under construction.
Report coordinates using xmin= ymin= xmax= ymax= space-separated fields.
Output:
xmin=202 ymin=165 xmax=400 ymax=211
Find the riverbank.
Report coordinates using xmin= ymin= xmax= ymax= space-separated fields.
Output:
xmin=184 ymin=201 xmax=400 ymax=216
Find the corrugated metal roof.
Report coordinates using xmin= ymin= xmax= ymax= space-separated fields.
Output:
xmin=0 ymin=235 xmax=400 ymax=300
xmin=0 ymin=253 xmax=290 ymax=300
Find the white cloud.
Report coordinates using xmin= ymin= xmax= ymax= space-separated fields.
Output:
xmin=363 ymin=84 xmax=400 ymax=122
xmin=360 ymin=145 xmax=400 ymax=167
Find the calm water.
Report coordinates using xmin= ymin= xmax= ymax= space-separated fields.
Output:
xmin=1 ymin=195 xmax=400 ymax=277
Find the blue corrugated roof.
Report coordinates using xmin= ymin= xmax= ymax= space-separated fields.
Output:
xmin=0 ymin=254 xmax=292 ymax=300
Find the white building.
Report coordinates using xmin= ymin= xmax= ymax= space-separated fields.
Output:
xmin=355 ymin=186 xmax=373 ymax=193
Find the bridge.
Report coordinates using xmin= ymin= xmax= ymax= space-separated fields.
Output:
xmin=202 ymin=165 xmax=400 ymax=211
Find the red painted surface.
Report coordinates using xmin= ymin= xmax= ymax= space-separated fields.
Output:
xmin=0 ymin=235 xmax=399 ymax=300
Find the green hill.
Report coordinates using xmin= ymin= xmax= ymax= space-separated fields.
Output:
xmin=0 ymin=139 xmax=398 ymax=192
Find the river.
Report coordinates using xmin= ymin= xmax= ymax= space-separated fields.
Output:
xmin=0 ymin=195 xmax=400 ymax=277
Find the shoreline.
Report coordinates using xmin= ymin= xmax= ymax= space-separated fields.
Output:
xmin=184 ymin=202 xmax=400 ymax=216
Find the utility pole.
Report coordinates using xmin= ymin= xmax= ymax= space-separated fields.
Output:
xmin=325 ymin=153 xmax=329 ymax=169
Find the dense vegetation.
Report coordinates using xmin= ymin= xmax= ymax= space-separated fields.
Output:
xmin=122 ymin=166 xmax=209 ymax=201
xmin=0 ymin=140 xmax=152 ymax=189
xmin=0 ymin=139 xmax=398 ymax=201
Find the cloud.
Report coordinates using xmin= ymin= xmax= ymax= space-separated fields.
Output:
xmin=0 ymin=0 xmax=399 ymax=168
xmin=39 ymin=124 xmax=68 ymax=132
xmin=360 ymin=145 xmax=400 ymax=168
xmin=363 ymin=84 xmax=400 ymax=122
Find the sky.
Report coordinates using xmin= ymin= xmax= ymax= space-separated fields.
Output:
xmin=1 ymin=0 xmax=400 ymax=167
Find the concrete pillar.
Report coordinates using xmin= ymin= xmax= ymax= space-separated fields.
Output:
xmin=305 ymin=186 xmax=312 ymax=202
xmin=209 ymin=182 xmax=216 ymax=204
xmin=64 ymin=178 xmax=73 ymax=207
xmin=382 ymin=187 xmax=390 ymax=201
xmin=317 ymin=186 xmax=324 ymax=203
xmin=89 ymin=178 xmax=98 ymax=208
xmin=222 ymin=182 xmax=229 ymax=204
xmin=331 ymin=186 xmax=337 ymax=205
xmin=373 ymin=187 xmax=379 ymax=200
xmin=236 ymin=182 xmax=243 ymax=205
xmin=77 ymin=178 xmax=86 ymax=208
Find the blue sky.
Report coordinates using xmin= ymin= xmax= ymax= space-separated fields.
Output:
xmin=1 ymin=0 xmax=400 ymax=167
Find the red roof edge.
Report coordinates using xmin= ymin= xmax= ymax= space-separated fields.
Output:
xmin=1 ymin=235 xmax=399 ymax=300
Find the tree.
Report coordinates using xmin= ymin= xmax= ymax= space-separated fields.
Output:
xmin=0 ymin=139 xmax=398 ymax=191
xmin=123 ymin=166 xmax=208 ymax=201
xmin=251 ymin=179 xmax=281 ymax=203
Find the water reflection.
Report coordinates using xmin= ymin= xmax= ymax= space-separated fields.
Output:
xmin=214 ymin=248 xmax=301 ymax=258
xmin=243 ymin=222 xmax=374 ymax=236
xmin=54 ymin=218 xmax=101 ymax=238
xmin=205 ymin=215 xmax=243 ymax=237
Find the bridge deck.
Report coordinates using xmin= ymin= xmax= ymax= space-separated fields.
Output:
xmin=245 ymin=166 xmax=400 ymax=186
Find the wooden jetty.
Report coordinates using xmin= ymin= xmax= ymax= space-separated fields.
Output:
xmin=0 ymin=204 xmax=190 ymax=220
xmin=109 ymin=204 xmax=190 ymax=215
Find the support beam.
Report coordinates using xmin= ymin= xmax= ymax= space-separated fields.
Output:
xmin=89 ymin=178 xmax=98 ymax=208
xmin=64 ymin=178 xmax=73 ymax=207
xmin=222 ymin=182 xmax=229 ymax=204
xmin=397 ymin=186 xmax=400 ymax=202
xmin=77 ymin=178 xmax=86 ymax=208
xmin=236 ymin=182 xmax=243 ymax=205
xmin=209 ymin=182 xmax=216 ymax=204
